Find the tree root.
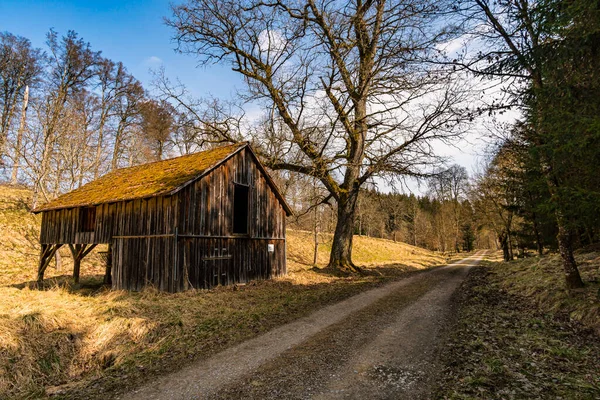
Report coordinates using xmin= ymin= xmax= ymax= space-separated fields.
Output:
xmin=321 ymin=260 xmax=364 ymax=276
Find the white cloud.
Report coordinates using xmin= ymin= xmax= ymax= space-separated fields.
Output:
xmin=144 ymin=56 xmax=163 ymax=66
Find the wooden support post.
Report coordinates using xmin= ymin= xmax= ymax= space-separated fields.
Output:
xmin=68 ymin=243 xmax=97 ymax=284
xmin=37 ymin=244 xmax=50 ymax=283
xmin=37 ymin=244 xmax=63 ymax=285
xmin=69 ymin=244 xmax=82 ymax=284
xmin=104 ymin=244 xmax=112 ymax=285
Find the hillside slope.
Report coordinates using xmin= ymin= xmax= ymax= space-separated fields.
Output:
xmin=0 ymin=185 xmax=105 ymax=286
xmin=0 ymin=185 xmax=40 ymax=285
xmin=287 ymin=229 xmax=443 ymax=270
xmin=0 ymin=184 xmax=448 ymax=399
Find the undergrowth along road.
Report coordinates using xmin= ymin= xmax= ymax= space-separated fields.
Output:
xmin=436 ymin=252 xmax=600 ymax=399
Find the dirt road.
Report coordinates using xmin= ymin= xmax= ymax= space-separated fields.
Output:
xmin=124 ymin=251 xmax=486 ymax=400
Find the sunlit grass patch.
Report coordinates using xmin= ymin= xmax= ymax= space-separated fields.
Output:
xmin=490 ymin=251 xmax=600 ymax=333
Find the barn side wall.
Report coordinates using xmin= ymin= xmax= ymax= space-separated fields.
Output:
xmin=40 ymin=195 xmax=177 ymax=244
xmin=40 ymin=196 xmax=179 ymax=291
xmin=110 ymin=195 xmax=178 ymax=291
xmin=177 ymin=147 xmax=287 ymax=289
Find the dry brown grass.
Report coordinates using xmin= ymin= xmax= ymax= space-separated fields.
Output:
xmin=0 ymin=185 xmax=449 ymax=399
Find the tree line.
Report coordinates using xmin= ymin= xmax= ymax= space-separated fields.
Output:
xmin=0 ymin=30 xmax=199 ymax=207
xmin=461 ymin=0 xmax=600 ymax=288
xmin=2 ymin=0 xmax=599 ymax=289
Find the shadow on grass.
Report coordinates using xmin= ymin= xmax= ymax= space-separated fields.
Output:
xmin=308 ymin=262 xmax=443 ymax=280
xmin=9 ymin=274 xmax=108 ymax=294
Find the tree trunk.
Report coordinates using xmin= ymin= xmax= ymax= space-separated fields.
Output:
xmin=313 ymin=205 xmax=319 ymax=266
xmin=532 ymin=212 xmax=543 ymax=256
xmin=499 ymin=232 xmax=510 ymax=262
xmin=507 ymin=231 xmax=514 ymax=261
xmin=111 ymin=121 xmax=125 ymax=170
xmin=93 ymin=114 xmax=107 ymax=179
xmin=328 ymin=191 xmax=359 ymax=272
xmin=10 ymin=85 xmax=28 ymax=184
xmin=545 ymin=169 xmax=584 ymax=288
xmin=556 ymin=219 xmax=584 ymax=289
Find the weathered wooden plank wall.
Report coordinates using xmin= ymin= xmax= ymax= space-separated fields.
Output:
xmin=176 ymin=147 xmax=287 ymax=290
xmin=180 ymin=237 xmax=285 ymax=290
xmin=39 ymin=195 xmax=176 ymax=244
xmin=39 ymin=147 xmax=287 ymax=292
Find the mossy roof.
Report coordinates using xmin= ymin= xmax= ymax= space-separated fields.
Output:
xmin=34 ymin=143 xmax=260 ymax=212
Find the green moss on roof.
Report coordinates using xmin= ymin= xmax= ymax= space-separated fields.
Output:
xmin=35 ymin=143 xmax=246 ymax=212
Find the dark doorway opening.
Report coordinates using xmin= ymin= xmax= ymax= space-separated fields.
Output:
xmin=233 ymin=184 xmax=249 ymax=234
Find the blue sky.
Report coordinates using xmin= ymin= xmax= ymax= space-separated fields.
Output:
xmin=0 ymin=0 xmax=494 ymax=192
xmin=0 ymin=0 xmax=241 ymax=98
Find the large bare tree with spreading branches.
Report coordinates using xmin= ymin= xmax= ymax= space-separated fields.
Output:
xmin=168 ymin=0 xmax=473 ymax=271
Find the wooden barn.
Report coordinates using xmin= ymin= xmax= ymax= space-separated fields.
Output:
xmin=33 ymin=143 xmax=292 ymax=292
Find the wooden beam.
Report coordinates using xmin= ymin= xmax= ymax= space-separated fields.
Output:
xmin=103 ymin=244 xmax=112 ymax=285
xmin=69 ymin=243 xmax=97 ymax=284
xmin=80 ymin=244 xmax=97 ymax=259
xmin=37 ymin=244 xmax=63 ymax=285
xmin=178 ymin=234 xmax=285 ymax=240
xmin=112 ymin=234 xmax=174 ymax=239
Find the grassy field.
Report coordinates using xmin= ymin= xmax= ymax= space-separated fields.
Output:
xmin=436 ymin=251 xmax=600 ymax=399
xmin=0 ymin=185 xmax=449 ymax=399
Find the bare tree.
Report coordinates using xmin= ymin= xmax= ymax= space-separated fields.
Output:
xmin=92 ymin=59 xmax=138 ymax=178
xmin=33 ymin=30 xmax=100 ymax=206
xmin=0 ymin=32 xmax=43 ymax=162
xmin=138 ymin=99 xmax=175 ymax=160
xmin=10 ymin=84 xmax=29 ymax=183
xmin=110 ymin=78 xmax=144 ymax=170
xmin=428 ymin=164 xmax=469 ymax=251
xmin=152 ymin=67 xmax=246 ymax=150
xmin=168 ymin=0 xmax=473 ymax=271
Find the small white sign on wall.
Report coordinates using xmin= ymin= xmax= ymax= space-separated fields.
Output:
xmin=267 ymin=243 xmax=275 ymax=253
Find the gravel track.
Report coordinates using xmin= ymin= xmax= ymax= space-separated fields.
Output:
xmin=124 ymin=251 xmax=486 ymax=400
